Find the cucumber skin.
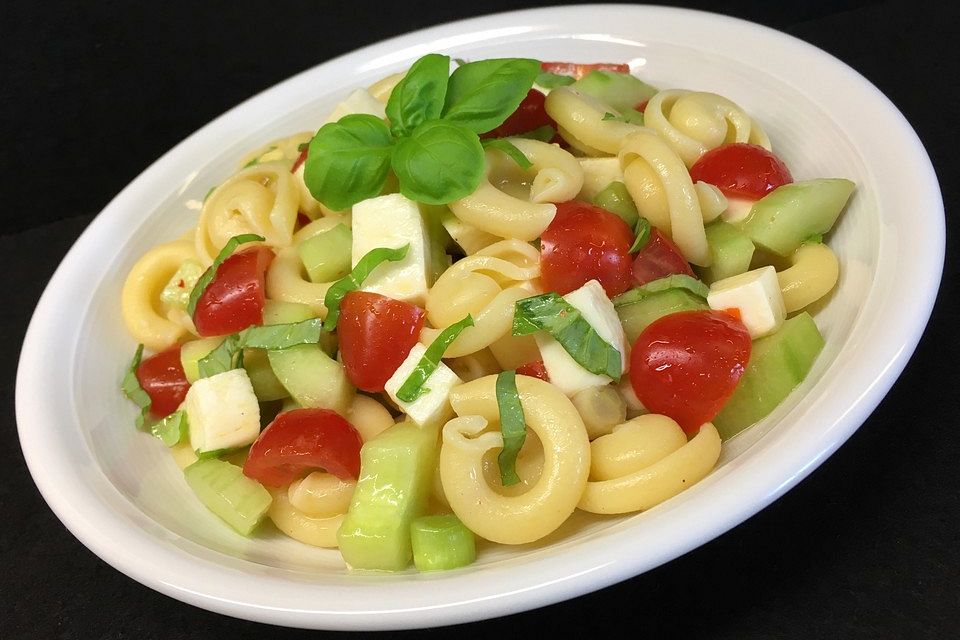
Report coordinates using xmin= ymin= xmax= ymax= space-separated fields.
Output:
xmin=713 ymin=312 xmax=825 ymax=439
xmin=338 ymin=421 xmax=440 ymax=571
xmin=572 ymin=70 xmax=658 ymax=113
xmin=697 ymin=220 xmax=756 ymax=284
xmin=617 ymin=289 xmax=709 ymax=344
xmin=739 ymin=179 xmax=855 ymax=257
xmin=183 ymin=459 xmax=272 ymax=536
xmin=410 ymin=514 xmax=476 ymax=572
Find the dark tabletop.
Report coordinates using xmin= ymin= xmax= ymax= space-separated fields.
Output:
xmin=2 ymin=1 xmax=957 ymax=638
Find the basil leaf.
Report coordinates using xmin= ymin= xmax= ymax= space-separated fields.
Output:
xmin=197 ymin=319 xmax=326 ymax=378
xmin=513 ymin=294 xmax=621 ymax=380
xmin=514 ymin=124 xmax=557 ymax=142
xmin=442 ymin=58 xmax=540 ymax=134
xmin=297 ymin=141 xmax=310 ymax=152
xmin=303 ymin=114 xmax=394 ymax=211
xmin=396 ymin=314 xmax=475 ymax=402
xmin=628 ymin=217 xmax=652 ymax=254
xmin=613 ymin=274 xmax=710 ymax=308
xmin=481 ymin=138 xmax=532 ymax=170
xmin=386 ymin=53 xmax=450 ymax=137
xmin=392 ymin=120 xmax=484 ymax=205
xmin=323 ymin=245 xmax=410 ymax=331
xmin=535 ymin=71 xmax=575 ymax=89
xmin=203 ymin=186 xmax=217 ymax=203
xmin=121 ymin=344 xmax=151 ymax=430
xmin=496 ymin=370 xmax=526 ymax=487
xmin=187 ymin=233 xmax=265 ymax=318
xmin=151 ymin=410 xmax=188 ymax=447
xmin=602 ymin=109 xmax=645 ymax=126
xmin=805 ymin=233 xmax=824 ymax=244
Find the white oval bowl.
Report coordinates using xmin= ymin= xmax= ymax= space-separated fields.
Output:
xmin=16 ymin=4 xmax=943 ymax=631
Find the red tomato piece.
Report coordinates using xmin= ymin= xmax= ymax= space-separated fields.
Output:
xmin=136 ymin=346 xmax=190 ymax=418
xmin=632 ymin=228 xmax=695 ymax=287
xmin=688 ymin=143 xmax=793 ymax=199
xmin=193 ymin=246 xmax=274 ymax=337
xmin=516 ymin=360 xmax=549 ymax=381
xmin=540 ymin=201 xmax=635 ymax=297
xmin=291 ymin=147 xmax=308 ymax=173
xmin=243 ymin=408 xmax=363 ymax=487
xmin=338 ymin=292 xmax=425 ymax=392
xmin=635 ymin=99 xmax=649 ymax=112
xmin=630 ymin=310 xmax=751 ymax=434
xmin=481 ymin=89 xmax=555 ymax=139
xmin=540 ymin=61 xmax=630 ymax=79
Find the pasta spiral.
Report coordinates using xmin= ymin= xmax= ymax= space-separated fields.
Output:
xmin=264 ymin=217 xmax=348 ymax=315
xmin=544 ymin=87 xmax=643 ymax=155
xmin=440 ymin=375 xmax=590 ymax=544
xmin=777 ymin=242 xmax=840 ymax=313
xmin=578 ymin=415 xmax=722 ymax=514
xmin=643 ymin=90 xmax=771 ymax=167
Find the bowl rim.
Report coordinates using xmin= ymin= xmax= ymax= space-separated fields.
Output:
xmin=16 ymin=3 xmax=944 ymax=631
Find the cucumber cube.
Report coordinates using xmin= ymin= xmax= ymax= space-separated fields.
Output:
xmin=410 ymin=514 xmax=476 ymax=572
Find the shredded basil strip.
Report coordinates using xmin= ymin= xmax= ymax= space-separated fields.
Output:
xmin=198 ymin=318 xmax=325 ymax=378
xmin=513 ymin=294 xmax=621 ymax=380
xmin=187 ymin=233 xmax=265 ymax=317
xmin=805 ymin=233 xmax=824 ymax=244
xmin=495 ymin=370 xmax=526 ymax=486
xmin=613 ymin=274 xmax=710 ymax=308
xmin=396 ymin=314 xmax=475 ymax=402
xmin=151 ymin=410 xmax=188 ymax=447
xmin=514 ymin=124 xmax=557 ymax=142
xmin=121 ymin=344 xmax=152 ymax=430
xmin=322 ymin=245 xmax=410 ymax=331
xmin=203 ymin=186 xmax=217 ymax=203
xmin=481 ymin=138 xmax=533 ymax=170
xmin=628 ymin=217 xmax=652 ymax=254
xmin=535 ymin=71 xmax=575 ymax=88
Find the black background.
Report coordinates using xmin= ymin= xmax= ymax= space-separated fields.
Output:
xmin=2 ymin=1 xmax=958 ymax=638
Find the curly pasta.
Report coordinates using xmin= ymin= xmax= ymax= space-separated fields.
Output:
xmin=578 ymin=417 xmax=722 ymax=514
xmin=237 ymin=132 xmax=312 ymax=172
xmin=544 ymin=87 xmax=643 ymax=155
xmin=619 ymin=129 xmax=711 ymax=266
xmin=422 ymin=239 xmax=540 ymax=357
xmin=345 ymin=394 xmax=395 ymax=442
xmin=264 ymin=218 xmax=349 ymax=316
xmin=268 ymin=487 xmax=346 ymax=548
xmin=777 ymin=242 xmax=840 ymax=313
xmin=643 ymin=90 xmax=771 ymax=167
xmin=195 ymin=162 xmax=300 ymax=266
xmin=121 ymin=239 xmax=198 ymax=350
xmin=440 ymin=375 xmax=590 ymax=544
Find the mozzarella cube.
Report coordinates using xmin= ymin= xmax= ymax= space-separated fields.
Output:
xmin=577 ymin=157 xmax=624 ymax=201
xmin=721 ymin=196 xmax=756 ymax=224
xmin=707 ymin=266 xmax=786 ymax=339
xmin=384 ymin=343 xmax=463 ymax=426
xmin=540 ymin=279 xmax=628 ymax=396
xmin=351 ymin=193 xmax=431 ymax=305
xmin=323 ymin=88 xmax=386 ymax=124
xmin=185 ymin=368 xmax=261 ymax=454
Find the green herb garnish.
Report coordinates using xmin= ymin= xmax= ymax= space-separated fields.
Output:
xmin=121 ymin=344 xmax=151 ymax=430
xmin=535 ymin=71 xmax=575 ymax=89
xmin=481 ymin=138 xmax=533 ymax=170
xmin=396 ymin=314 xmax=475 ymax=402
xmin=187 ymin=234 xmax=265 ymax=317
xmin=197 ymin=318 xmax=326 ymax=378
xmin=151 ymin=410 xmax=188 ymax=446
xmin=628 ymin=217 xmax=652 ymax=254
xmin=515 ymin=124 xmax=557 ymax=142
xmin=613 ymin=274 xmax=710 ymax=308
xmin=495 ymin=370 xmax=526 ymax=486
xmin=322 ymin=245 xmax=410 ymax=331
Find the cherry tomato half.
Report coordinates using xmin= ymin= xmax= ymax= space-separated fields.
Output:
xmin=193 ymin=246 xmax=274 ymax=337
xmin=629 ymin=310 xmax=751 ymax=434
xmin=632 ymin=228 xmax=695 ymax=286
xmin=689 ymin=143 xmax=793 ymax=199
xmin=136 ymin=346 xmax=190 ymax=418
xmin=540 ymin=61 xmax=630 ymax=79
xmin=243 ymin=408 xmax=363 ymax=487
xmin=540 ymin=201 xmax=635 ymax=297
xmin=338 ymin=291 xmax=425 ymax=392
xmin=516 ymin=360 xmax=549 ymax=381
xmin=482 ymin=89 xmax=555 ymax=139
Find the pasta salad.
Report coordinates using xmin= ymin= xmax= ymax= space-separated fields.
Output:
xmin=120 ymin=55 xmax=854 ymax=571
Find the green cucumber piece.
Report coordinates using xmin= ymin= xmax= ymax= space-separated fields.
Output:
xmin=338 ymin=421 xmax=440 ymax=570
xmin=267 ymin=344 xmax=353 ymax=414
xmin=738 ymin=179 xmax=855 ymax=257
xmin=572 ymin=70 xmax=658 ymax=113
xmin=297 ymin=224 xmax=352 ymax=283
xmin=160 ymin=260 xmax=204 ymax=310
xmin=593 ymin=180 xmax=639 ymax=228
xmin=262 ymin=300 xmax=316 ymax=325
xmin=714 ymin=312 xmax=825 ymax=439
xmin=183 ymin=459 xmax=272 ymax=536
xmin=697 ymin=220 xmax=756 ymax=284
xmin=243 ymin=349 xmax=288 ymax=401
xmin=180 ymin=337 xmax=225 ymax=383
xmin=410 ymin=514 xmax=476 ymax=571
xmin=617 ymin=288 xmax=708 ymax=343
xmin=614 ymin=274 xmax=709 ymax=308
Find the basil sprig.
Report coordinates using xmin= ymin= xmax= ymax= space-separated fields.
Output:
xmin=322 ymin=245 xmax=410 ymax=331
xmin=121 ymin=344 xmax=151 ymax=429
xmin=495 ymin=370 xmax=527 ymax=486
xmin=535 ymin=71 xmax=575 ymax=89
xmin=481 ymin=138 xmax=533 ymax=170
xmin=628 ymin=217 xmax=652 ymax=254
xmin=198 ymin=318 xmax=326 ymax=378
xmin=304 ymin=54 xmax=540 ymax=210
xmin=396 ymin=314 xmax=475 ymax=402
xmin=187 ymin=233 xmax=265 ymax=317
xmin=513 ymin=294 xmax=621 ymax=380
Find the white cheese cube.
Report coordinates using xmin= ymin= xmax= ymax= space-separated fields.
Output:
xmin=323 ymin=88 xmax=386 ymax=124
xmin=721 ymin=196 xmax=756 ymax=224
xmin=707 ymin=266 xmax=786 ymax=339
xmin=539 ymin=279 xmax=628 ymax=396
xmin=384 ymin=343 xmax=463 ymax=426
xmin=351 ymin=193 xmax=431 ymax=305
xmin=578 ymin=157 xmax=624 ymax=201
xmin=185 ymin=368 xmax=261 ymax=454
